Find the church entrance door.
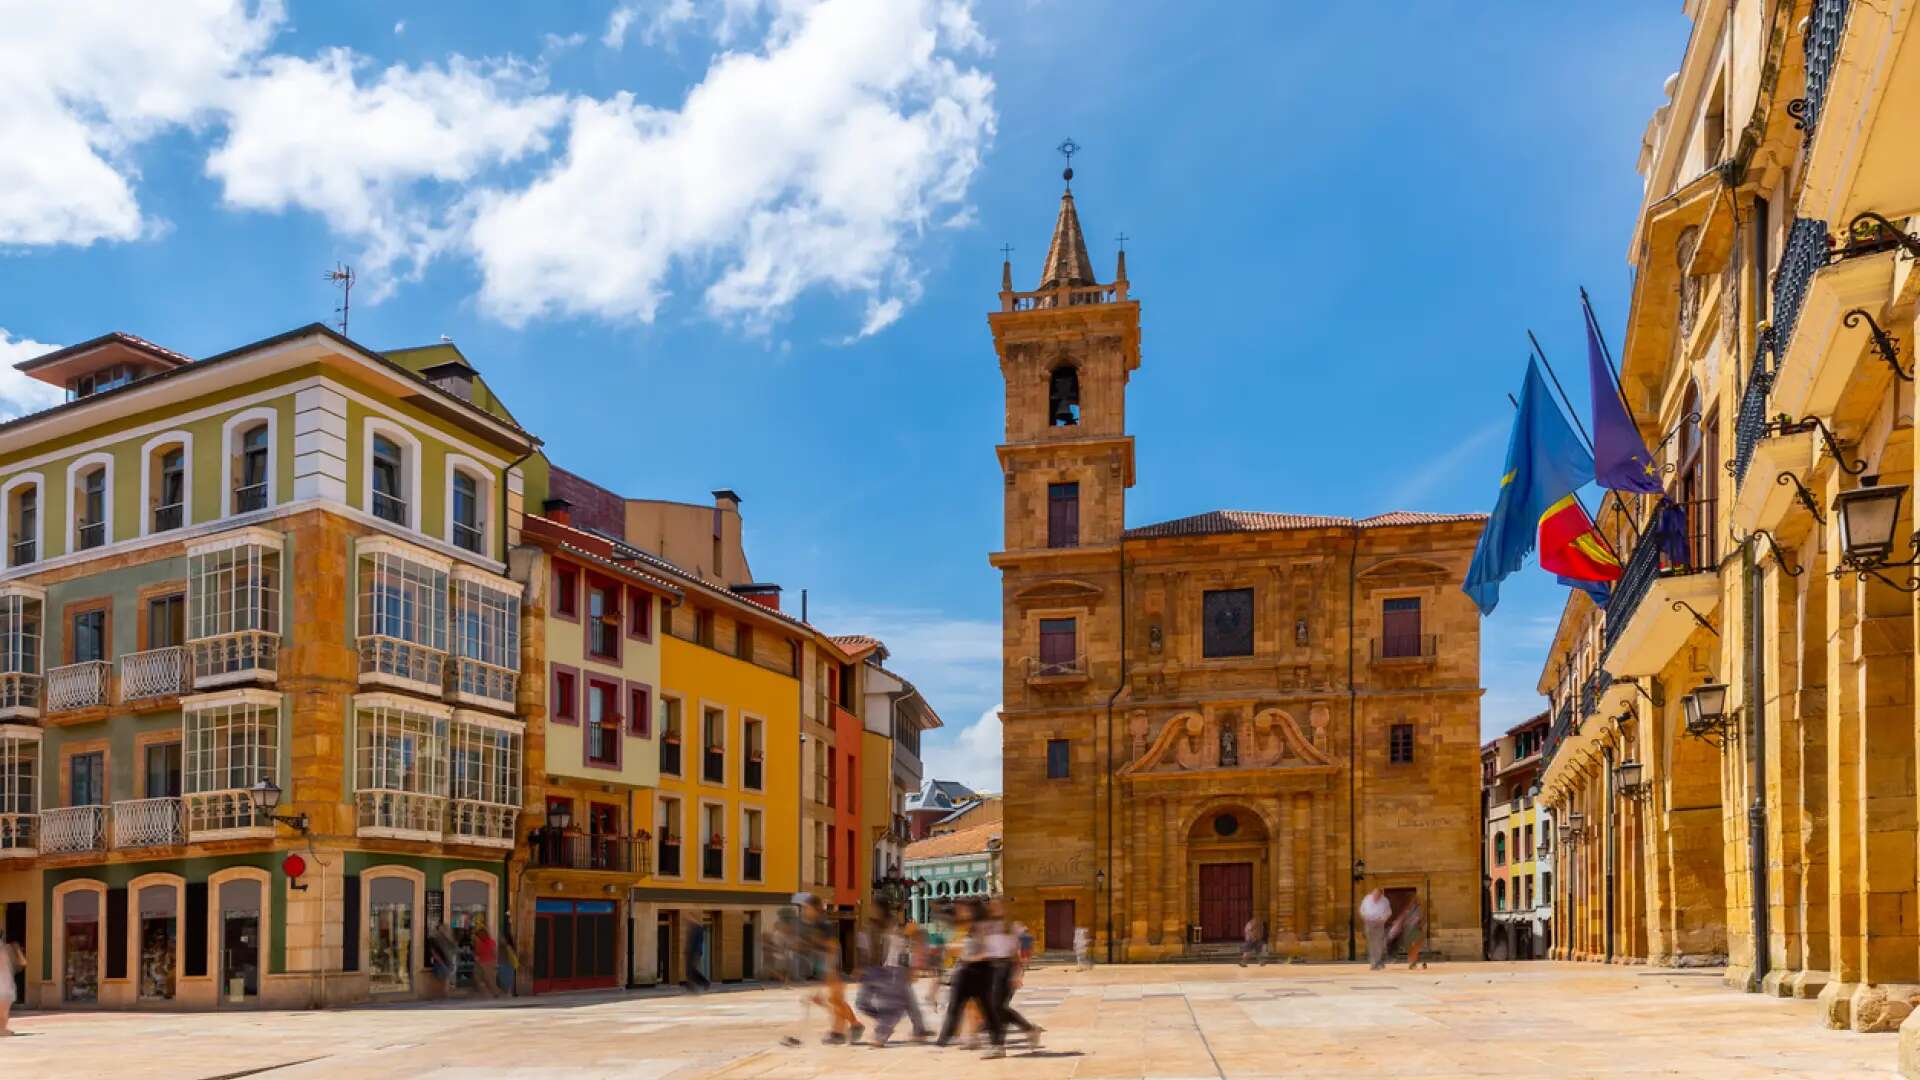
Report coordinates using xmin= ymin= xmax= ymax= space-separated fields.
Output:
xmin=1197 ymin=863 xmax=1252 ymax=943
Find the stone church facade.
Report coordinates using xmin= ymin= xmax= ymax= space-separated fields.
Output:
xmin=990 ymin=177 xmax=1487 ymax=962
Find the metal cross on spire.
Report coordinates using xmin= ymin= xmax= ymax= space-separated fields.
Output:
xmin=1057 ymin=137 xmax=1080 ymax=186
xmin=1000 ymin=243 xmax=1015 ymax=261
xmin=1115 ymin=232 xmax=1128 ymax=251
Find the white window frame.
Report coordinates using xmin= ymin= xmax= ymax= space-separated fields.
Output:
xmin=181 ymin=687 xmax=280 ymax=838
xmin=450 ymin=566 xmax=521 ymax=711
xmin=221 ymin=407 xmax=278 ymax=517
xmin=64 ymin=451 xmax=114 ymax=554
xmin=450 ymin=709 xmax=522 ymax=807
xmin=355 ymin=536 xmax=450 ymax=694
xmin=0 ymin=726 xmax=39 ymax=817
xmin=444 ymin=454 xmax=493 ymax=557
xmin=0 ymin=473 xmax=43 ymax=570
xmin=363 ymin=418 xmax=422 ymax=533
xmin=353 ymin=692 xmax=451 ymax=841
xmin=139 ymin=431 xmax=194 ymax=537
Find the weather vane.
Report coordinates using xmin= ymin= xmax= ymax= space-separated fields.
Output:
xmin=1057 ymin=137 xmax=1080 ymax=185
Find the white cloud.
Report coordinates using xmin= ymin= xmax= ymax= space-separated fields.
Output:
xmin=393 ymin=19 xmax=406 ymax=35
xmin=0 ymin=0 xmax=283 ymax=246
xmin=468 ymin=0 xmax=995 ymax=334
xmin=2 ymin=0 xmax=996 ymax=338
xmin=206 ymin=50 xmax=567 ymax=291
xmin=0 ymin=331 xmax=71 ymax=421
xmin=922 ymin=704 xmax=1002 ymax=792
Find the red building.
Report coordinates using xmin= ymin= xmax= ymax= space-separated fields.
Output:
xmin=828 ymin=663 xmax=863 ymax=912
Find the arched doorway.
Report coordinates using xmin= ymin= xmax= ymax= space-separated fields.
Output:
xmin=1186 ymin=805 xmax=1270 ymax=944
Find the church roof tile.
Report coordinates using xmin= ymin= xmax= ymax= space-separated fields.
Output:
xmin=1123 ymin=509 xmax=1486 ymax=539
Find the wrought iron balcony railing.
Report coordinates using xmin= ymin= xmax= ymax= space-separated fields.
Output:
xmin=1026 ymin=654 xmax=1087 ymax=679
xmin=76 ymin=521 xmax=106 ymax=551
xmin=151 ymin=503 xmax=184 ymax=533
xmin=119 ymin=646 xmax=187 ymax=702
xmin=702 ymin=747 xmax=725 ymax=783
xmin=530 ymin=832 xmax=649 ymax=874
xmin=112 ymin=797 xmax=183 ymax=848
xmin=1790 ymin=0 xmax=1853 ymax=136
xmin=743 ymin=756 xmax=763 ymax=791
xmin=743 ymin=849 xmax=763 ymax=882
xmin=45 ymin=660 xmax=111 ymax=713
xmin=702 ymin=844 xmax=724 ymax=879
xmin=659 ymin=737 xmax=682 ymax=776
xmin=1581 ymin=670 xmax=1615 ymax=719
xmin=658 ymin=839 xmax=681 ymax=877
xmin=9 ymin=539 xmax=33 ymax=566
xmin=1603 ymin=497 xmax=1716 ymax=654
xmin=1732 ymin=331 xmax=1776 ymax=486
xmin=1772 ymin=218 xmax=1831 ymax=355
xmin=234 ymin=483 xmax=268 ymax=514
xmin=40 ymin=805 xmax=109 ymax=854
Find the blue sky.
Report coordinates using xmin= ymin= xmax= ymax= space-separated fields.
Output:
xmin=0 ymin=0 xmax=1689 ymax=789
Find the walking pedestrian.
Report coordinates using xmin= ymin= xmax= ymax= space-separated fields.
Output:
xmin=799 ymin=894 xmax=860 ymax=1044
xmin=0 ymin=931 xmax=21 ymax=1035
xmin=923 ymin=916 xmax=947 ymax=1007
xmin=686 ymin=919 xmax=710 ymax=993
xmin=425 ymin=919 xmax=460 ymax=997
xmin=1240 ymin=914 xmax=1268 ymax=967
xmin=935 ymin=899 xmax=1005 ymax=1057
xmin=856 ymin=908 xmax=929 ymax=1046
xmin=987 ymin=899 xmax=1042 ymax=1052
xmin=498 ymin=930 xmax=521 ymax=997
xmin=1360 ymin=888 xmax=1393 ymax=970
xmin=1390 ymin=898 xmax=1428 ymax=970
xmin=471 ymin=925 xmax=501 ymax=998
xmin=1072 ymin=925 xmax=1091 ymax=971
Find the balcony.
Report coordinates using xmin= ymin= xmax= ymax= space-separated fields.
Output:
xmin=657 ymin=840 xmax=681 ymax=877
xmin=234 ymin=483 xmax=268 ymax=513
xmin=702 ymin=844 xmax=724 ymax=879
xmin=1601 ymin=498 xmax=1719 ymax=678
xmin=40 ymin=805 xmax=108 ymax=854
xmin=112 ymin=797 xmax=183 ymax=849
xmin=1025 ymin=654 xmax=1088 ymax=687
xmin=531 ymin=833 xmax=648 ymax=874
xmin=659 ymin=737 xmax=682 ymax=776
xmin=1002 ymin=280 xmax=1128 ymax=312
xmin=9 ymin=539 xmax=33 ymax=566
xmin=119 ymin=646 xmax=187 ymax=704
xmin=448 ymin=800 xmax=517 ymax=849
xmin=0 ymin=812 xmax=36 ymax=857
xmin=744 ymin=756 xmax=763 ymax=791
xmin=189 ymin=630 xmax=279 ymax=688
xmin=184 ymin=789 xmax=272 ymax=840
xmin=44 ymin=660 xmax=111 ymax=714
xmin=702 ymin=747 xmax=724 ymax=784
xmin=1792 ymin=0 xmax=1852 ymax=137
xmin=357 ymin=635 xmax=448 ymax=695
xmin=744 ymin=849 xmax=763 ymax=882
xmin=1371 ymin=634 xmax=1436 ymax=664
xmin=355 ymin=789 xmax=447 ymax=841
xmin=450 ymin=657 xmax=517 ymax=711
xmin=76 ymin=520 xmax=105 ymax=551
xmin=151 ymin=503 xmax=184 ymax=533
xmin=0 ymin=672 xmax=40 ymax=720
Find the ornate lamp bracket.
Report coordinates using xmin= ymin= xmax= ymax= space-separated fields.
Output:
xmin=1735 ymin=528 xmax=1806 ymax=577
xmin=1842 ymin=211 xmax=1920 ymax=262
xmin=1655 ymin=411 xmax=1702 ymax=474
xmin=1843 ymin=308 xmax=1912 ymax=381
xmin=1773 ymin=472 xmax=1826 ymax=525
xmin=1776 ymin=414 xmax=1869 ymax=475
xmin=1670 ymin=599 xmax=1719 ymax=636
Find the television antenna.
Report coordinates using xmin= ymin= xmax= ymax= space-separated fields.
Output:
xmin=323 ymin=263 xmax=355 ymax=335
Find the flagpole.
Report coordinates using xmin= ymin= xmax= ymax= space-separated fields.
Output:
xmin=1580 ymin=287 xmax=1639 ymax=428
xmin=1526 ymin=331 xmax=1597 ymax=455
xmin=1506 ymin=387 xmax=1625 ymax=562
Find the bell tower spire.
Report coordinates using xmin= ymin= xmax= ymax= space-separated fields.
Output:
xmin=1038 ymin=139 xmax=1097 ymax=290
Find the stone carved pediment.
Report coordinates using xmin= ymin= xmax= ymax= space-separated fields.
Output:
xmin=1356 ymin=556 xmax=1451 ymax=581
xmin=1013 ymin=578 xmax=1104 ymax=603
xmin=1120 ymin=707 xmax=1334 ymax=779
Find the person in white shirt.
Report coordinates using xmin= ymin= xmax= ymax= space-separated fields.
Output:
xmin=1360 ymin=888 xmax=1394 ymax=970
xmin=934 ymin=900 xmax=1005 ymax=1056
xmin=986 ymin=899 xmax=1042 ymax=1051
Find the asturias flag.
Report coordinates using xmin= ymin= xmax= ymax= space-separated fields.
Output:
xmin=1538 ymin=493 xmax=1623 ymax=584
xmin=1587 ymin=306 xmax=1663 ymax=494
xmin=1462 ymin=358 xmax=1596 ymax=615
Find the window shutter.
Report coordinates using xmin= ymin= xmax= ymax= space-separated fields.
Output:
xmin=105 ymin=887 xmax=129 ymax=980
xmin=184 ymin=883 xmax=208 ymax=977
xmin=341 ymin=874 xmax=361 ymax=972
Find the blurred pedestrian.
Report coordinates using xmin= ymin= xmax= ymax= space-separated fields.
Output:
xmin=471 ymin=925 xmax=501 ymax=997
xmin=935 ymin=899 xmax=1004 ymax=1057
xmin=0 ymin=931 xmax=21 ymax=1034
xmin=856 ymin=908 xmax=928 ymax=1046
xmin=425 ymin=919 xmax=459 ymax=998
xmin=800 ymin=894 xmax=860 ymax=1044
xmin=1390 ymin=898 xmax=1428 ymax=970
xmin=988 ymin=899 xmax=1042 ymax=1051
xmin=1360 ymin=888 xmax=1393 ymax=970
xmin=1073 ymin=925 xmax=1092 ymax=970
xmin=686 ymin=919 xmax=710 ymax=993
xmin=1240 ymin=914 xmax=1267 ymax=967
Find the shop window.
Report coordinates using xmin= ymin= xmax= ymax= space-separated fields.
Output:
xmin=137 ymin=884 xmax=178 ymax=1000
xmin=367 ymin=874 xmax=416 ymax=994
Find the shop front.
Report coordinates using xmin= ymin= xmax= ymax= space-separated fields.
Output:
xmin=531 ymin=897 xmax=620 ymax=993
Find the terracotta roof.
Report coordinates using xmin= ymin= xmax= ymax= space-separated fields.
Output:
xmin=932 ymin=796 xmax=1002 ymax=832
xmin=903 ymin=818 xmax=1001 ymax=862
xmin=12 ymin=330 xmax=192 ymax=373
xmin=831 ymin=634 xmax=887 ymax=661
xmin=1124 ymin=509 xmax=1486 ymax=539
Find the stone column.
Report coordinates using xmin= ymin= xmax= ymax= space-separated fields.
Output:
xmin=1276 ymin=791 xmax=1296 ymax=939
xmin=1761 ymin=551 xmax=1807 ymax=996
xmin=1793 ymin=536 xmax=1831 ymax=1001
xmin=1821 ymin=466 xmax=1866 ymax=1029
xmin=1151 ymin=796 xmax=1168 ymax=945
xmin=1308 ymin=792 xmax=1327 ymax=947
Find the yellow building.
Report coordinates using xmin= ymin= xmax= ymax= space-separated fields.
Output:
xmin=1531 ymin=2 xmax=1920 ymax=1072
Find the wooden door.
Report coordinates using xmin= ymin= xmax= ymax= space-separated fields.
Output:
xmin=1197 ymin=863 xmax=1253 ymax=943
xmin=1043 ymin=899 xmax=1075 ymax=951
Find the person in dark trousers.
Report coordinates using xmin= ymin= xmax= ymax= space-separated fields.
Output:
xmin=686 ymin=920 xmax=710 ymax=993
xmin=987 ymin=898 xmax=1041 ymax=1051
xmin=935 ymin=899 xmax=1004 ymax=1057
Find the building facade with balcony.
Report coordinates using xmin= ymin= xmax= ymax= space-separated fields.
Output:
xmin=856 ymin=650 xmax=943 ymax=895
xmin=1481 ymin=713 xmax=1553 ymax=961
xmin=990 ymin=179 xmax=1488 ymax=961
xmin=1533 ymin=1 xmax=1920 ymax=1065
xmin=0 ymin=324 xmax=535 ymax=1009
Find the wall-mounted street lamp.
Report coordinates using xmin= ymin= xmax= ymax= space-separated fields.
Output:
xmin=1681 ymin=683 xmax=1739 ymax=746
xmin=247 ymin=777 xmax=311 ymax=837
xmin=1829 ymin=481 xmax=1920 ymax=592
xmin=1613 ymin=759 xmax=1650 ymax=802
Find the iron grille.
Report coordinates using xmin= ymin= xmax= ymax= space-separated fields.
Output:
xmin=1799 ymin=0 xmax=1852 ymax=136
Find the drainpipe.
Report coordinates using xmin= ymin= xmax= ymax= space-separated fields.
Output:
xmin=499 ymin=449 xmax=534 ymax=562
xmin=1745 ymin=538 xmax=1770 ymax=989
xmin=1603 ymin=743 xmax=1615 ymax=963
xmin=1103 ymin=541 xmax=1127 ymax=963
xmin=1346 ymin=527 xmax=1359 ymax=961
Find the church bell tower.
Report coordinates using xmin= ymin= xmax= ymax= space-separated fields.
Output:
xmin=989 ymin=154 xmax=1139 ymax=956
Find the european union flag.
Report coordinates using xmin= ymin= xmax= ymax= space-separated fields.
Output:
xmin=1462 ymin=358 xmax=1595 ymax=615
xmin=1586 ymin=308 xmax=1662 ymax=494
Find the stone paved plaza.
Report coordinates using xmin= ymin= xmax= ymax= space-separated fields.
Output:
xmin=0 ymin=961 xmax=1892 ymax=1078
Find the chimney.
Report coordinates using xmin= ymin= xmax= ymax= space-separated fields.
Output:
xmin=543 ymin=497 xmax=573 ymax=526
xmin=712 ymin=489 xmax=742 ymax=512
xmin=731 ymin=583 xmax=783 ymax=611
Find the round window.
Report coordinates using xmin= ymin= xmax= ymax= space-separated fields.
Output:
xmin=1213 ymin=813 xmax=1239 ymax=837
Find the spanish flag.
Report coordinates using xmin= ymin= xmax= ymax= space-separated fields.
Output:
xmin=1537 ymin=494 xmax=1622 ymax=584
